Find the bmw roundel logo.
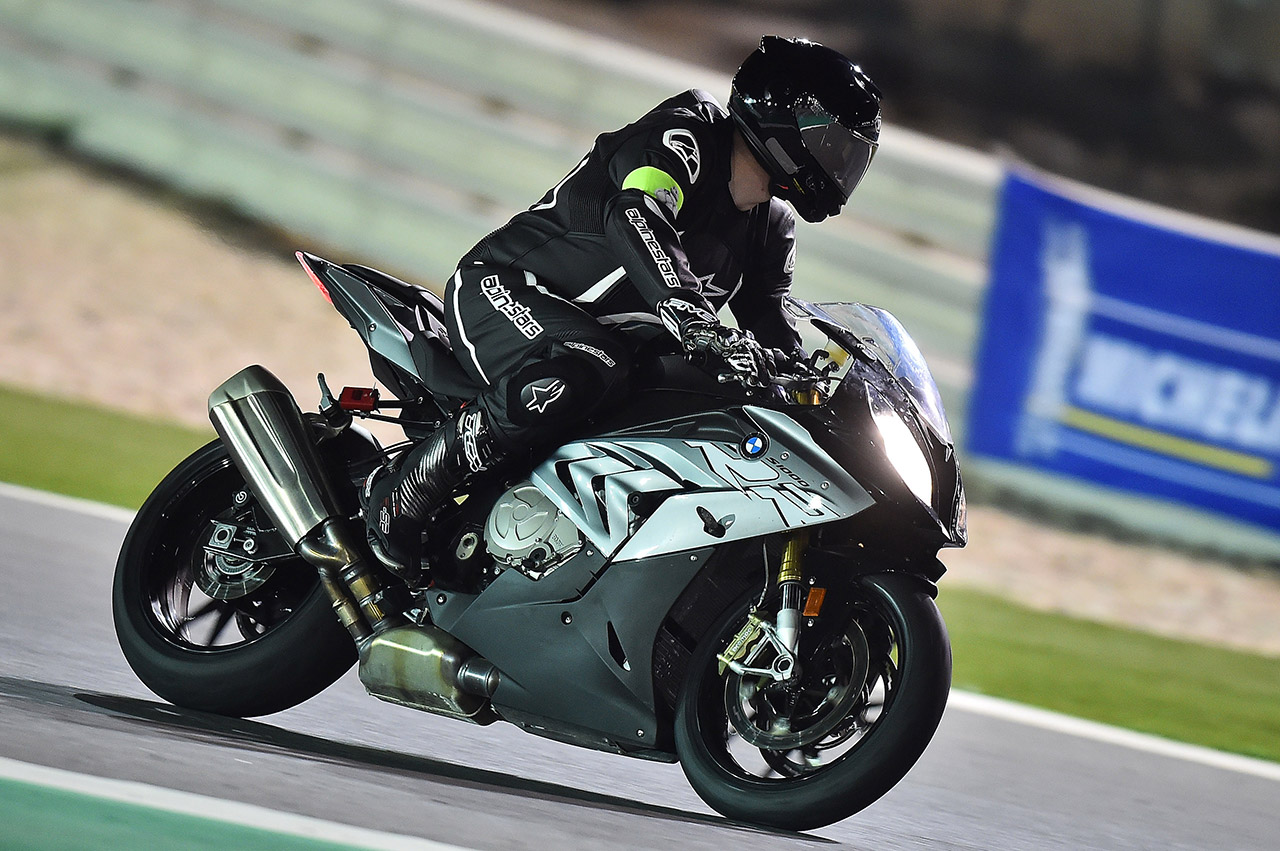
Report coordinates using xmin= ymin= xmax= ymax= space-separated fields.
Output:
xmin=742 ymin=434 xmax=768 ymax=458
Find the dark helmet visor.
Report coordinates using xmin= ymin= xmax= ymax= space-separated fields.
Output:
xmin=797 ymin=107 xmax=878 ymax=201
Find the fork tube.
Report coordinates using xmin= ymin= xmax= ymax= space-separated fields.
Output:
xmin=776 ymin=531 xmax=809 ymax=654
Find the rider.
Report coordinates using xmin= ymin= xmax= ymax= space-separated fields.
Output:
xmin=364 ymin=35 xmax=883 ymax=572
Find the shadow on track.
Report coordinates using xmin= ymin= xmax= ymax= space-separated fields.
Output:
xmin=0 ymin=676 xmax=835 ymax=844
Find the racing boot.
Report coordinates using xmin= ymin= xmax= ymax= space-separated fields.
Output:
xmin=363 ymin=405 xmax=502 ymax=573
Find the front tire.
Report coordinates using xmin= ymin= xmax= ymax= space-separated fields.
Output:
xmin=674 ymin=572 xmax=951 ymax=831
xmin=113 ymin=440 xmax=357 ymax=717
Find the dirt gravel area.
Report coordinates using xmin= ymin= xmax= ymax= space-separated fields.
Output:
xmin=3 ymin=134 xmax=1278 ymax=657
xmin=0 ymin=137 xmax=377 ymax=427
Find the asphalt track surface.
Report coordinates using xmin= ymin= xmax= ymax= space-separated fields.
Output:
xmin=1 ymin=484 xmax=1276 ymax=850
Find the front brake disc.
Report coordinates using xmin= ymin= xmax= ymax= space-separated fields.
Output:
xmin=724 ymin=619 xmax=871 ymax=751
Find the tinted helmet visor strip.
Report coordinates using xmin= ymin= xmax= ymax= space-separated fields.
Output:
xmin=796 ymin=102 xmax=877 ymax=200
xmin=735 ymin=96 xmax=878 ymax=221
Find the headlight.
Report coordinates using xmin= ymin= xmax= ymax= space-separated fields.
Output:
xmin=867 ymin=383 xmax=933 ymax=506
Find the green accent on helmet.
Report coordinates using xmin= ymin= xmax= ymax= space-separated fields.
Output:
xmin=621 ymin=166 xmax=684 ymax=215
xmin=797 ymin=113 xmax=834 ymax=130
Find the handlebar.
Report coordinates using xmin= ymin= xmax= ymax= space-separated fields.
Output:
xmin=713 ymin=348 xmax=840 ymax=401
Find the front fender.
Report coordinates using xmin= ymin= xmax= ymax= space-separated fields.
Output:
xmin=806 ymin=544 xmax=946 ymax=590
xmin=857 ymin=568 xmax=942 ymax=603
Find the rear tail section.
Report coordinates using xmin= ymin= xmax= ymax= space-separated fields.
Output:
xmin=295 ymin=252 xmax=479 ymax=414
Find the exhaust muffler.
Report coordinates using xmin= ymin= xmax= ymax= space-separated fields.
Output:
xmin=208 ymin=365 xmax=496 ymax=723
xmin=208 ymin=365 xmax=341 ymax=545
xmin=208 ymin=365 xmax=399 ymax=639
xmin=359 ymin=628 xmax=498 ymax=724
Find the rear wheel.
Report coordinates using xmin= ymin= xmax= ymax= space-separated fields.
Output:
xmin=674 ymin=573 xmax=951 ymax=831
xmin=113 ymin=440 xmax=357 ymax=717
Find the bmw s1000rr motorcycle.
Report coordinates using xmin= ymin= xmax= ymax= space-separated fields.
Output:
xmin=113 ymin=252 xmax=966 ymax=831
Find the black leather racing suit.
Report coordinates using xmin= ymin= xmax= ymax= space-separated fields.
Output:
xmin=445 ymin=88 xmax=802 ymax=462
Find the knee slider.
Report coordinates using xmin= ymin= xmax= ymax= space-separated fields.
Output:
xmin=506 ymin=356 xmax=593 ymax=426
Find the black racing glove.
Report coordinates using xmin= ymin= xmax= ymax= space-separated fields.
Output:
xmin=700 ymin=326 xmax=769 ymax=388
xmin=658 ymin=296 xmax=769 ymax=388
xmin=761 ymin=346 xmax=807 ymax=378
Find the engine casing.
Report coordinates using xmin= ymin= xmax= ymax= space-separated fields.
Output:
xmin=483 ymin=482 xmax=582 ymax=579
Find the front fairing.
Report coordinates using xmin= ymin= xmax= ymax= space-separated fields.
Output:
xmin=798 ymin=301 xmax=952 ymax=444
xmin=789 ymin=300 xmax=966 ymax=549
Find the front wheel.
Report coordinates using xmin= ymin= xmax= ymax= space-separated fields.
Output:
xmin=673 ymin=572 xmax=951 ymax=831
xmin=113 ymin=440 xmax=357 ymax=717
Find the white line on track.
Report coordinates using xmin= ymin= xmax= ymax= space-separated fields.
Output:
xmin=0 ymin=481 xmax=136 ymax=524
xmin=0 ymin=756 xmax=474 ymax=851
xmin=948 ymin=692 xmax=1280 ymax=783
xmin=4 ymin=482 xmax=1278 ymax=784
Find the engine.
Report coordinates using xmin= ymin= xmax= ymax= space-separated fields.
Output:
xmin=483 ymin=482 xmax=582 ymax=579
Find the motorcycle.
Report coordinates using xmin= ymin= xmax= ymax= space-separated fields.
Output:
xmin=113 ymin=251 xmax=966 ymax=831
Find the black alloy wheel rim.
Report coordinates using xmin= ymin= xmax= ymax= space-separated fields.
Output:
xmin=142 ymin=458 xmax=319 ymax=653
xmin=698 ymin=599 xmax=902 ymax=782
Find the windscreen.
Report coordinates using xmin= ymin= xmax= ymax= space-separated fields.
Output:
xmin=798 ymin=300 xmax=953 ymax=444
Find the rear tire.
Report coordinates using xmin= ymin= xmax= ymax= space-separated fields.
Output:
xmin=674 ymin=572 xmax=951 ymax=831
xmin=113 ymin=440 xmax=357 ymax=717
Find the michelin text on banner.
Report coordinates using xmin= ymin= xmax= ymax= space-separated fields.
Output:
xmin=968 ymin=168 xmax=1280 ymax=532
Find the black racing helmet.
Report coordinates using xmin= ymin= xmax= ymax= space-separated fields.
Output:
xmin=729 ymin=36 xmax=882 ymax=223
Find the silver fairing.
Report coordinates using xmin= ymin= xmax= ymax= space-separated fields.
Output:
xmin=528 ymin=406 xmax=874 ymax=562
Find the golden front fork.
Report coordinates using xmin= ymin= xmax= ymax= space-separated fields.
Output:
xmin=778 ymin=531 xmax=809 ymax=583
xmin=776 ymin=531 xmax=809 ymax=653
xmin=716 ymin=531 xmax=814 ymax=679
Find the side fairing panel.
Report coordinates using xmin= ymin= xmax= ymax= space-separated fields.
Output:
xmin=431 ymin=546 xmax=711 ymax=752
xmin=530 ymin=406 xmax=874 ymax=562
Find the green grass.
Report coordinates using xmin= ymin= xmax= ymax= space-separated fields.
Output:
xmin=0 ymin=384 xmax=211 ymax=509
xmin=941 ymin=588 xmax=1280 ymax=763
xmin=2 ymin=382 xmax=1278 ymax=764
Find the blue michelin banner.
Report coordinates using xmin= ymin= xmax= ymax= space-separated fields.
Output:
xmin=968 ymin=168 xmax=1280 ymax=533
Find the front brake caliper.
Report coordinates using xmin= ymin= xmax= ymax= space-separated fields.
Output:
xmin=718 ymin=613 xmax=766 ymax=676
xmin=717 ymin=613 xmax=798 ymax=682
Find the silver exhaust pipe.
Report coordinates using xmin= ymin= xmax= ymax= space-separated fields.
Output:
xmin=208 ymin=365 xmax=398 ymax=639
xmin=209 ymin=365 xmax=495 ymax=723
xmin=359 ymin=627 xmax=497 ymax=724
xmin=208 ymin=365 xmax=341 ymax=547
